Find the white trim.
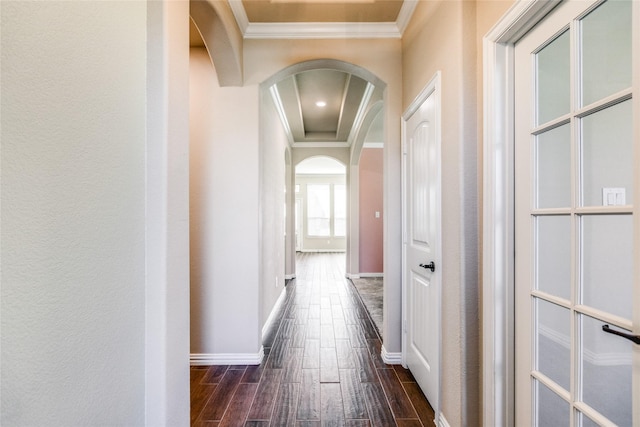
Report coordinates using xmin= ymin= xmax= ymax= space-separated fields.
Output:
xmin=355 ymin=272 xmax=383 ymax=278
xmin=438 ymin=413 xmax=451 ymax=427
xmin=395 ymin=0 xmax=419 ymax=35
xmin=363 ymin=142 xmax=384 ymax=149
xmin=243 ymin=22 xmax=402 ymax=40
xmin=347 ymin=82 xmax=375 ymax=145
xmin=299 ymin=249 xmax=346 ymax=253
xmin=291 ymin=141 xmax=350 ymax=148
xmin=227 ymin=1 xmax=418 ymax=40
xmin=284 ymin=274 xmax=296 ymax=280
xmin=482 ymin=1 xmax=562 ymax=426
xmin=190 ymin=348 xmax=264 ymax=366
xmin=269 ymin=85 xmax=295 ymax=147
xmin=228 ymin=0 xmax=249 ymax=34
xmin=262 ymin=287 xmax=287 ymax=338
xmin=381 ymin=346 xmax=402 ymax=365
xmin=402 ymin=71 xmax=441 ymax=120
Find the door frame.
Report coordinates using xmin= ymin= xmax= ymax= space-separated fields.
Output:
xmin=482 ymin=1 xmax=562 ymax=425
xmin=401 ymin=70 xmax=442 ymax=420
xmin=485 ymin=2 xmax=640 ymax=426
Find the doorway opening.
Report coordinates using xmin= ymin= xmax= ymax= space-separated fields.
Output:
xmin=261 ymin=59 xmax=387 ymax=344
xmin=295 ymin=156 xmax=347 ymax=254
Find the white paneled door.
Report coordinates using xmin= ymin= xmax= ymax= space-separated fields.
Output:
xmin=515 ymin=0 xmax=639 ymax=425
xmin=402 ymin=75 xmax=441 ymax=415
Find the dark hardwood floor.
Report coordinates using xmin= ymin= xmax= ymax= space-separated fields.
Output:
xmin=191 ymin=252 xmax=435 ymax=426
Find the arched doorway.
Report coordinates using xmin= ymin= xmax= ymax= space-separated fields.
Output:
xmin=260 ymin=59 xmax=386 ymax=282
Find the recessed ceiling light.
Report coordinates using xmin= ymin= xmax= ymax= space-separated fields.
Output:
xmin=315 ymin=101 xmax=327 ymax=108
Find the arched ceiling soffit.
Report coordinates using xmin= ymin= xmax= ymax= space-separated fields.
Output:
xmin=263 ymin=59 xmax=385 ymax=150
xmin=190 ymin=0 xmax=243 ymax=86
xmin=351 ymin=101 xmax=383 ymax=166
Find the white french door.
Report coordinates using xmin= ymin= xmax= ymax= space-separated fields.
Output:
xmin=402 ymin=74 xmax=441 ymax=415
xmin=515 ymin=0 xmax=639 ymax=425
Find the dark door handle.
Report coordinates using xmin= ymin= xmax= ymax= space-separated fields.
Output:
xmin=419 ymin=262 xmax=435 ymax=272
xmin=602 ymin=324 xmax=640 ymax=345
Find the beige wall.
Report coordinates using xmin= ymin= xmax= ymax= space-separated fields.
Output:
xmin=2 ymin=1 xmax=191 ymax=425
xmin=402 ymin=0 xmax=513 ymax=425
xmin=259 ymin=87 xmax=290 ymax=327
xmin=190 ymin=47 xmax=261 ymax=358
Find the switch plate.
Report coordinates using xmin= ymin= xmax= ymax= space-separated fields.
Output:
xmin=375 ymin=211 xmax=380 ymax=218
xmin=602 ymin=188 xmax=626 ymax=206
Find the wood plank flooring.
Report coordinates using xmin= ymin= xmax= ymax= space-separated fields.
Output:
xmin=191 ymin=252 xmax=435 ymax=426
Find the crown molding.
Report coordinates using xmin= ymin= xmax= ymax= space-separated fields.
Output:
xmin=227 ymin=0 xmax=417 ymax=39
xmin=228 ymin=0 xmax=249 ymax=34
xmin=291 ymin=141 xmax=350 ymax=148
xmin=395 ymin=0 xmax=418 ymax=34
xmin=243 ymin=22 xmax=402 ymax=39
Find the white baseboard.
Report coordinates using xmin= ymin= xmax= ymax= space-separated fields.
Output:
xmin=262 ymin=287 xmax=287 ymax=338
xmin=345 ymin=273 xmax=384 ymax=279
xmin=299 ymin=249 xmax=346 ymax=253
xmin=357 ymin=272 xmax=384 ymax=278
xmin=381 ymin=345 xmax=402 ymax=365
xmin=284 ymin=274 xmax=296 ymax=280
xmin=438 ymin=413 xmax=450 ymax=427
xmin=190 ymin=347 xmax=264 ymax=366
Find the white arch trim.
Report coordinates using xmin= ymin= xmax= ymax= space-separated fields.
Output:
xmin=295 ymin=155 xmax=347 ymax=174
xmin=261 ymin=58 xmax=386 ymax=92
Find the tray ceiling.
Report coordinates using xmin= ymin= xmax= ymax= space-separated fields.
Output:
xmin=229 ymin=0 xmax=417 ymax=39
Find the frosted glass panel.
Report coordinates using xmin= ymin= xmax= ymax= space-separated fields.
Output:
xmin=535 ymin=380 xmax=569 ymax=427
xmin=536 ymin=124 xmax=571 ymax=208
xmin=579 ymin=413 xmax=600 ymax=427
xmin=580 ymin=314 xmax=632 ymax=426
xmin=581 ymin=100 xmax=633 ymax=206
xmin=536 ymin=216 xmax=571 ymax=300
xmin=581 ymin=0 xmax=632 ymax=106
xmin=537 ymin=30 xmax=570 ymax=124
xmin=536 ymin=299 xmax=570 ymax=390
xmin=581 ymin=214 xmax=633 ymax=320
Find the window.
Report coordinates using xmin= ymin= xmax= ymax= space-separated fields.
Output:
xmin=334 ymin=184 xmax=346 ymax=237
xmin=306 ymin=183 xmax=346 ymax=238
xmin=307 ymin=184 xmax=331 ymax=236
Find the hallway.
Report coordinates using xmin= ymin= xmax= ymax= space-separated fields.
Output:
xmin=190 ymin=252 xmax=435 ymax=426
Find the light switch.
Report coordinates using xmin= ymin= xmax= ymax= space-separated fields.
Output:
xmin=602 ymin=188 xmax=626 ymax=206
xmin=375 ymin=211 xmax=380 ymax=218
